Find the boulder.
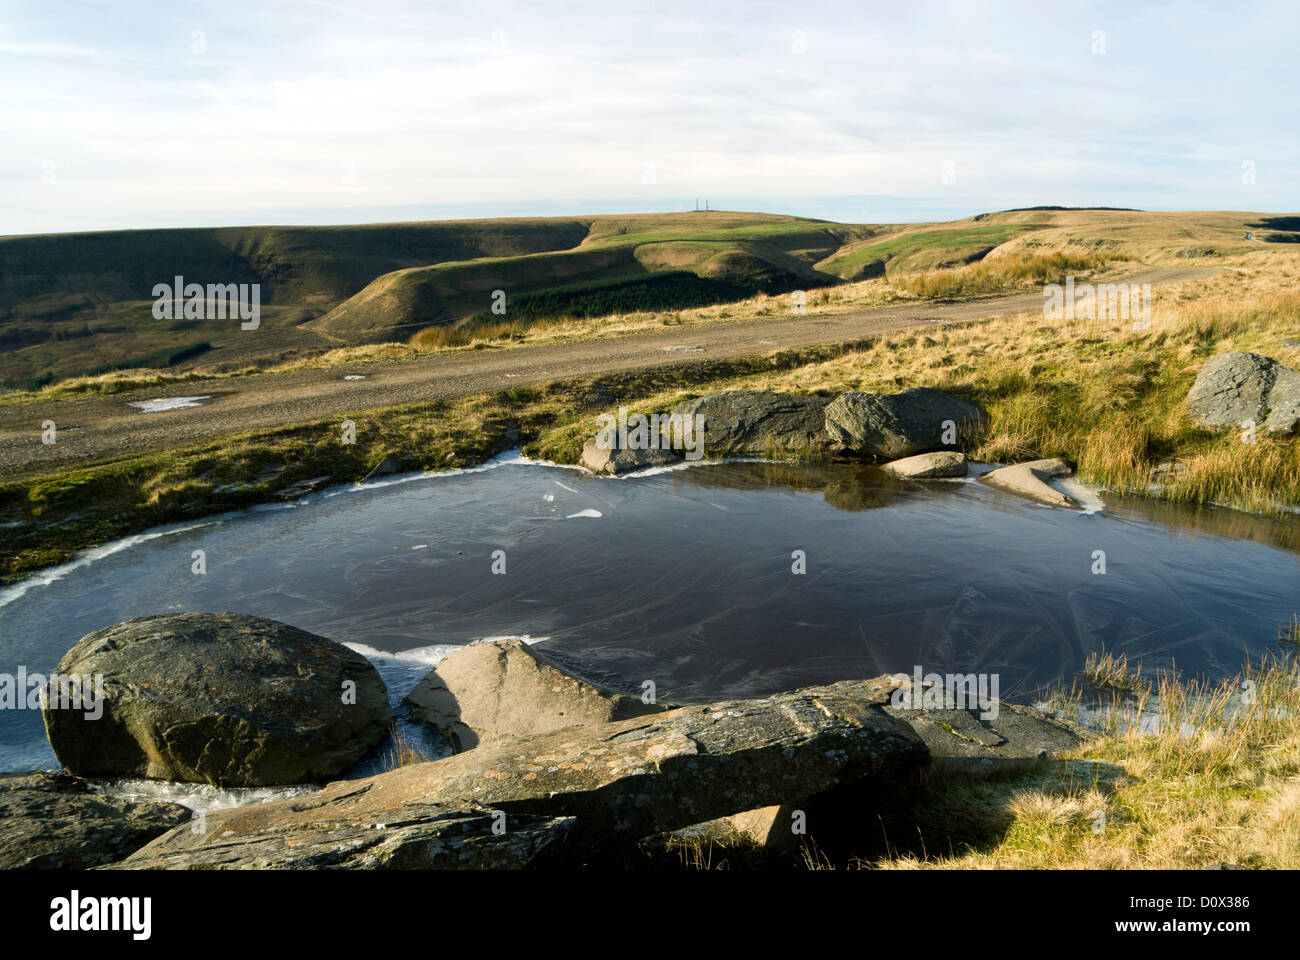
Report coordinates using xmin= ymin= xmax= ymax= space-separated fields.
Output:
xmin=979 ymin=458 xmax=1076 ymax=507
xmin=115 ymin=804 xmax=574 ymax=870
xmin=115 ymin=677 xmax=929 ymax=866
xmin=404 ymin=638 xmax=668 ymax=751
xmin=823 ymin=388 xmax=986 ymax=460
xmin=43 ymin=612 xmax=392 ymax=787
xmin=881 ymin=450 xmax=968 ymax=479
xmin=1185 ymin=350 xmax=1300 ymax=436
xmin=670 ymin=391 xmax=832 ymax=458
xmin=0 ymin=771 xmax=190 ymax=869
xmin=361 ymin=453 xmax=402 ymax=482
xmin=704 ymin=688 xmax=1092 ymax=851
xmin=578 ymin=436 xmax=680 ymax=475
xmin=883 ymin=698 xmax=1093 ymax=777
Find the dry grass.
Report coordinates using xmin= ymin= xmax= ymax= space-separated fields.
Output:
xmin=1081 ymin=651 xmax=1153 ymax=697
xmin=379 ymin=726 xmax=438 ymax=771
xmin=892 ymin=251 xmax=1121 ymax=298
xmin=876 ymin=655 xmax=1300 ymax=869
xmin=538 ymin=257 xmax=1300 ymax=513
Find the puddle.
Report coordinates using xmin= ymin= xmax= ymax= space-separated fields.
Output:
xmin=128 ymin=396 xmax=211 ymax=413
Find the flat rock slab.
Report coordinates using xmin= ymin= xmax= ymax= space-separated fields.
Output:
xmin=404 ymin=638 xmax=668 ymax=751
xmin=114 ymin=804 xmax=574 ymax=870
xmin=671 ymin=391 xmax=832 ymax=458
xmin=118 ymin=677 xmax=928 ymax=866
xmin=883 ymin=700 xmax=1094 ymax=777
xmin=881 ymin=450 xmax=968 ymax=479
xmin=0 ymin=771 xmax=190 ymax=869
xmin=702 ymin=691 xmax=1093 ymax=850
xmin=44 ymin=612 xmax=392 ymax=787
xmin=979 ymin=458 xmax=1076 ymax=508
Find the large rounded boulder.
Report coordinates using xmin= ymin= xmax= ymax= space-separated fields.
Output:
xmin=824 ymin=387 xmax=987 ymax=460
xmin=670 ymin=391 xmax=833 ymax=458
xmin=42 ymin=612 xmax=392 ymax=787
xmin=1184 ymin=351 xmax=1300 ymax=436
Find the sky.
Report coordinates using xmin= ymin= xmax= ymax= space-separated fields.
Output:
xmin=1 ymin=0 xmax=1296 ymax=235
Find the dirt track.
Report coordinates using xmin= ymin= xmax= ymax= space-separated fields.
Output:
xmin=0 ymin=267 xmax=1211 ymax=480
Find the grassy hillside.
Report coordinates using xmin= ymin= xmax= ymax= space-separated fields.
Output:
xmin=4 ymin=207 xmax=1297 ymax=391
xmin=310 ymin=212 xmax=857 ymax=343
xmin=0 ymin=217 xmax=591 ymax=385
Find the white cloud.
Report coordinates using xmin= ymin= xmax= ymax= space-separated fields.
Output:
xmin=0 ymin=0 xmax=1296 ymax=234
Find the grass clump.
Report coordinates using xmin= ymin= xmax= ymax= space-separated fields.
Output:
xmin=876 ymin=654 xmax=1300 ymax=870
xmin=379 ymin=726 xmax=439 ymax=771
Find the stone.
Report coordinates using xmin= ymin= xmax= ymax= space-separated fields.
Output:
xmin=114 ymin=804 xmax=574 ymax=870
xmin=1184 ymin=350 xmax=1300 ymax=436
xmin=116 ymin=676 xmax=929 ymax=865
xmin=979 ymin=458 xmax=1076 ymax=508
xmin=882 ymin=699 xmax=1094 ymax=777
xmin=705 ymin=684 xmax=1092 ymax=851
xmin=43 ymin=612 xmax=392 ymax=787
xmin=881 ymin=450 xmax=968 ymax=479
xmin=361 ymin=453 xmax=401 ymax=482
xmin=279 ymin=475 xmax=331 ymax=500
xmin=823 ymin=388 xmax=987 ymax=460
xmin=403 ymin=638 xmax=668 ymax=751
xmin=0 ymin=771 xmax=190 ymax=869
xmin=671 ymin=391 xmax=832 ymax=458
xmin=1150 ymin=459 xmax=1188 ymax=484
xmin=578 ymin=436 xmax=680 ymax=475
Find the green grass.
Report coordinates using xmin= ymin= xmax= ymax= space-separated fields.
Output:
xmin=823 ymin=224 xmax=1030 ymax=277
xmin=1 ymin=212 xmax=1027 ymax=387
xmin=0 ymin=217 xmax=595 ymax=385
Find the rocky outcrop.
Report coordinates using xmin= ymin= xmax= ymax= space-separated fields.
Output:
xmin=578 ymin=436 xmax=681 ymax=475
xmin=43 ymin=613 xmax=392 ymax=787
xmin=1185 ymin=350 xmax=1300 ymax=436
xmin=670 ymin=391 xmax=832 ymax=458
xmin=883 ymin=699 xmax=1093 ymax=777
xmin=881 ymin=450 xmax=968 ymax=479
xmin=115 ymin=677 xmax=928 ymax=867
xmin=0 ymin=772 xmax=190 ymax=869
xmin=404 ymin=638 xmax=668 ymax=751
xmin=979 ymin=458 xmax=1076 ymax=507
xmin=116 ymin=804 xmax=574 ymax=870
xmin=701 ymin=681 xmax=1092 ymax=850
xmin=824 ymin=388 xmax=986 ymax=460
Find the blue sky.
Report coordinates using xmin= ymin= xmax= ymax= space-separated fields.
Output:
xmin=1 ymin=0 xmax=1296 ymax=234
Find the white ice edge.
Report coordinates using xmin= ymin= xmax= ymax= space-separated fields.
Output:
xmin=0 ymin=449 xmax=1129 ymax=614
xmin=1055 ymin=476 xmax=1107 ymax=514
xmin=0 ymin=448 xmax=532 ymax=609
xmin=0 ymin=520 xmax=217 ymax=611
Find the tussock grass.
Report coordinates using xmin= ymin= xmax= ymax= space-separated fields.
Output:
xmin=892 ymin=250 xmax=1121 ymax=298
xmin=560 ymin=264 xmax=1299 ymax=512
xmin=877 ymin=655 xmax=1300 ymax=869
xmin=1082 ymin=651 xmax=1153 ymax=697
xmin=379 ymin=726 xmax=438 ymax=771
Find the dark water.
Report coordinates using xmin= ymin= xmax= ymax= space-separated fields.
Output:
xmin=1 ymin=454 xmax=1297 ymax=772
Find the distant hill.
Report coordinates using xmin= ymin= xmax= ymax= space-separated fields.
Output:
xmin=1 ymin=207 xmax=1292 ymax=389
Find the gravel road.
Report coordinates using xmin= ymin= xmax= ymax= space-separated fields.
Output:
xmin=0 ymin=267 xmax=1210 ymax=480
